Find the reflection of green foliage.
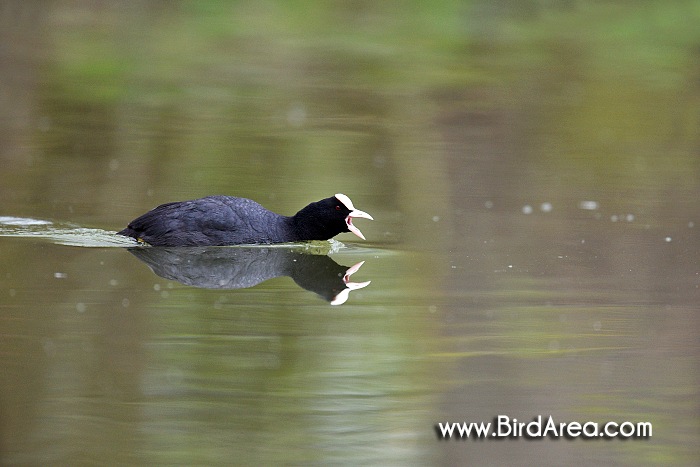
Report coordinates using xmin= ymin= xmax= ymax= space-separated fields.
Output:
xmin=35 ymin=0 xmax=700 ymax=230
xmin=49 ymin=1 xmax=700 ymax=97
xmin=2 ymin=4 xmax=695 ymax=466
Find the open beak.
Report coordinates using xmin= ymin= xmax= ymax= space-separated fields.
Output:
xmin=345 ymin=209 xmax=373 ymax=240
xmin=330 ymin=261 xmax=371 ymax=305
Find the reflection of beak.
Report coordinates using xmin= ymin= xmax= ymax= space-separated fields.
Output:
xmin=345 ymin=209 xmax=373 ymax=240
xmin=331 ymin=261 xmax=371 ymax=305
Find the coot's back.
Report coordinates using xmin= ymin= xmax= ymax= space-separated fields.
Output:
xmin=118 ymin=195 xmax=290 ymax=246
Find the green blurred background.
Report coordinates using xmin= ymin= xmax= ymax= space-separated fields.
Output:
xmin=1 ymin=1 xmax=699 ymax=466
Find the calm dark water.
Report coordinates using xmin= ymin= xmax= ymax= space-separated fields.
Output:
xmin=1 ymin=2 xmax=699 ymax=466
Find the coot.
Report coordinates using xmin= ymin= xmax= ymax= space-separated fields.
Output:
xmin=118 ymin=193 xmax=373 ymax=247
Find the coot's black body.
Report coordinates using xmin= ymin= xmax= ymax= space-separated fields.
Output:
xmin=118 ymin=194 xmax=372 ymax=247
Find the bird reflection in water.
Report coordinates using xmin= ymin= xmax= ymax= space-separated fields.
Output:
xmin=126 ymin=246 xmax=371 ymax=305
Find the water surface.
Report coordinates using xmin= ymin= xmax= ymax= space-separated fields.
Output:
xmin=1 ymin=2 xmax=698 ymax=466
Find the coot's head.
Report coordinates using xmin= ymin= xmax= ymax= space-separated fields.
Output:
xmin=293 ymin=193 xmax=373 ymax=241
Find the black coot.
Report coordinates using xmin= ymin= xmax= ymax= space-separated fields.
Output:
xmin=117 ymin=193 xmax=373 ymax=247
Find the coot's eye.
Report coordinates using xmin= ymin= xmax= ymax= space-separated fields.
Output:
xmin=335 ymin=205 xmax=341 ymax=210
